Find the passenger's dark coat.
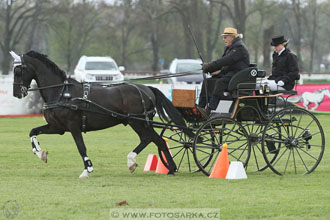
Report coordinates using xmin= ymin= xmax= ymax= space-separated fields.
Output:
xmin=205 ymin=37 xmax=250 ymax=78
xmin=269 ymin=48 xmax=299 ymax=90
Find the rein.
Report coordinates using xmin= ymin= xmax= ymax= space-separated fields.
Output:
xmin=125 ymin=69 xmax=202 ymax=82
xmin=28 ymin=82 xmax=74 ymax=91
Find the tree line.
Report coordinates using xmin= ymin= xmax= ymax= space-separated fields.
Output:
xmin=1 ymin=0 xmax=330 ymax=75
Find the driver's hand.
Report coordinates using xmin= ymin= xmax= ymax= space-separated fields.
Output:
xmin=202 ymin=63 xmax=211 ymax=73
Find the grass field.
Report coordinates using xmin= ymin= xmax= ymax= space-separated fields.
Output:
xmin=0 ymin=116 xmax=329 ymax=220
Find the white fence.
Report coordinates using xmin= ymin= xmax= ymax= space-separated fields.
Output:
xmin=299 ymin=73 xmax=330 ymax=84
xmin=0 ymin=74 xmax=43 ymax=115
xmin=2 ymin=72 xmax=330 ymax=115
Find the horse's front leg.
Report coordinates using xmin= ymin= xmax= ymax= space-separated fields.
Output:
xmin=29 ymin=124 xmax=64 ymax=163
xmin=70 ymin=130 xmax=93 ymax=178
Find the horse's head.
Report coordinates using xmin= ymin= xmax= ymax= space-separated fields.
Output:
xmin=10 ymin=51 xmax=36 ymax=99
xmin=324 ymin=88 xmax=330 ymax=97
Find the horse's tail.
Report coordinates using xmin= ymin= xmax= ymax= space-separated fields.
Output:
xmin=287 ymin=94 xmax=303 ymax=103
xmin=148 ymin=86 xmax=195 ymax=139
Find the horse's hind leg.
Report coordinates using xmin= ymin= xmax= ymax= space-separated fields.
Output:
xmin=129 ymin=121 xmax=177 ymax=175
xmin=29 ymin=124 xmax=64 ymax=163
xmin=127 ymin=122 xmax=152 ymax=173
xmin=154 ymin=134 xmax=177 ymax=175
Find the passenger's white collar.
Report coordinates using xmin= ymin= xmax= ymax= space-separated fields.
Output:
xmin=277 ymin=47 xmax=286 ymax=56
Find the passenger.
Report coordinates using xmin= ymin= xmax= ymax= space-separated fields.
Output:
xmin=257 ymin=35 xmax=299 ymax=91
xmin=198 ymin=27 xmax=250 ymax=115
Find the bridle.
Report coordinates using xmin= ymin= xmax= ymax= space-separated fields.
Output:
xmin=12 ymin=54 xmax=74 ymax=95
xmin=12 ymin=55 xmax=29 ymax=97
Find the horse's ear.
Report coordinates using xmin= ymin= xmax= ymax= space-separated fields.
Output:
xmin=9 ymin=51 xmax=22 ymax=68
xmin=9 ymin=51 xmax=21 ymax=60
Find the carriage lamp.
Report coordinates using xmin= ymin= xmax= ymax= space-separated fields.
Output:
xmin=259 ymin=85 xmax=264 ymax=94
xmin=264 ymin=84 xmax=270 ymax=94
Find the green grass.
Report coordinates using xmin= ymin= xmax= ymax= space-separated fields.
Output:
xmin=0 ymin=116 xmax=329 ymax=220
xmin=302 ymin=79 xmax=330 ymax=84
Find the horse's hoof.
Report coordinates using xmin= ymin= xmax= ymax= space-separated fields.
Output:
xmin=79 ymin=169 xmax=89 ymax=178
xmin=129 ymin=163 xmax=138 ymax=173
xmin=41 ymin=151 xmax=48 ymax=163
xmin=167 ymin=173 xmax=175 ymax=177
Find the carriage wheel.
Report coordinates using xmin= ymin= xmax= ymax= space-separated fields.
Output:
xmin=242 ymin=121 xmax=280 ymax=172
xmin=193 ymin=117 xmax=251 ymax=176
xmin=159 ymin=126 xmax=207 ymax=173
xmin=262 ymin=107 xmax=325 ymax=175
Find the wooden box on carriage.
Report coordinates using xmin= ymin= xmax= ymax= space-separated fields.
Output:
xmin=172 ymin=89 xmax=196 ymax=108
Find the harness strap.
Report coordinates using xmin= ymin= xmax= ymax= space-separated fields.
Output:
xmin=128 ymin=84 xmax=154 ymax=126
xmin=82 ymin=83 xmax=91 ymax=133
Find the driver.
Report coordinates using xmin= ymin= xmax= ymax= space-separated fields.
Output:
xmin=198 ymin=27 xmax=250 ymax=115
xmin=257 ymin=35 xmax=299 ymax=91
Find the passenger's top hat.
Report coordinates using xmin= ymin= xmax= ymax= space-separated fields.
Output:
xmin=271 ymin=35 xmax=288 ymax=46
xmin=222 ymin=27 xmax=238 ymax=36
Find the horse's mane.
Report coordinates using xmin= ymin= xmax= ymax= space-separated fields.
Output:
xmin=26 ymin=51 xmax=67 ymax=80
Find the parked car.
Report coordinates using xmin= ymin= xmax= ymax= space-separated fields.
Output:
xmin=74 ymin=56 xmax=125 ymax=83
xmin=168 ymin=59 xmax=203 ymax=84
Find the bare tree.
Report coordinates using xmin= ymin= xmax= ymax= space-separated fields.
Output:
xmin=169 ymin=0 xmax=194 ymax=58
xmin=136 ymin=0 xmax=171 ymax=71
xmin=0 ymin=0 xmax=43 ymax=75
xmin=48 ymin=0 xmax=99 ymax=73
xmin=263 ymin=25 xmax=274 ymax=71
xmin=286 ymin=0 xmax=304 ymax=70
xmin=302 ymin=0 xmax=318 ymax=72
xmin=205 ymin=0 xmax=223 ymax=61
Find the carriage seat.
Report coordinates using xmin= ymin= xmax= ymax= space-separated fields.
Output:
xmin=227 ymin=67 xmax=265 ymax=98
xmin=269 ymin=74 xmax=299 ymax=96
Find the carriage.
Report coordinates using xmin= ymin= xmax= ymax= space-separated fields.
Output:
xmin=10 ymin=51 xmax=325 ymax=177
xmin=158 ymin=66 xmax=325 ymax=176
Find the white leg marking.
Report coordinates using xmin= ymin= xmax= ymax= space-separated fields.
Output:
xmin=84 ymin=157 xmax=94 ymax=173
xmin=127 ymin=152 xmax=138 ymax=172
xmin=31 ymin=136 xmax=48 ymax=162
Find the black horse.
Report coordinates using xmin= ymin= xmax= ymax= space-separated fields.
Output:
xmin=10 ymin=51 xmax=193 ymax=177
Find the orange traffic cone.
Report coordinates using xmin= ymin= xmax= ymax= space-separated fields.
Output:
xmin=209 ymin=143 xmax=230 ymax=179
xmin=155 ymin=138 xmax=171 ymax=174
xmin=144 ymin=154 xmax=158 ymax=171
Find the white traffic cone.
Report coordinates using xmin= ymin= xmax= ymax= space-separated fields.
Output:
xmin=225 ymin=161 xmax=247 ymax=179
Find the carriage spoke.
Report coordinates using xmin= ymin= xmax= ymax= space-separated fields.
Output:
xmin=176 ymin=149 xmax=186 ymax=171
xmin=294 ymin=147 xmax=310 ymax=173
xmin=293 ymin=111 xmax=303 ymax=138
xmin=295 ymin=147 xmax=319 ymax=161
xmin=172 ymin=147 xmax=185 ymax=159
xmin=207 ymin=151 xmax=220 ymax=174
xmin=251 ymin=144 xmax=260 ymax=170
xmin=297 ymin=119 xmax=314 ymax=138
xmin=170 ymin=145 xmax=187 ymax=150
xmin=268 ymin=125 xmax=289 ymax=139
xmin=271 ymin=148 xmax=288 ymax=167
xmin=292 ymin=148 xmax=297 ymax=174
xmin=195 ymin=147 xmax=215 ymax=156
xmin=283 ymin=149 xmax=292 ymax=175
xmin=229 ymin=143 xmax=249 ymax=161
xmin=187 ymin=148 xmax=191 ymax=173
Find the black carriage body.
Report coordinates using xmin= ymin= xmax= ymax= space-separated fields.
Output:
xmin=234 ymin=95 xmax=279 ymax=123
xmin=165 ymin=65 xmax=324 ymax=176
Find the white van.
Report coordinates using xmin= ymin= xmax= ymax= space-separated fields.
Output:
xmin=74 ymin=56 xmax=125 ymax=83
